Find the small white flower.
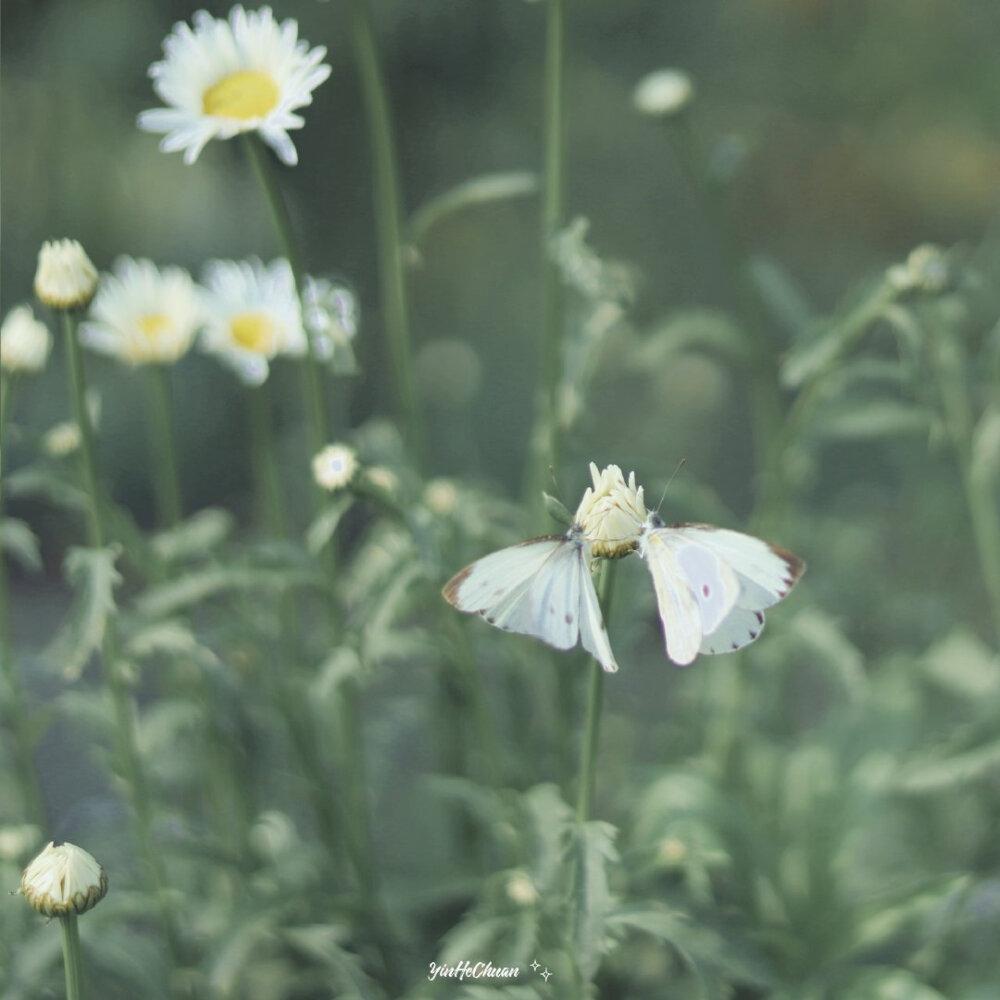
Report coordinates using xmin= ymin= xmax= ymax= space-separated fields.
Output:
xmin=887 ymin=244 xmax=949 ymax=294
xmin=312 ymin=443 xmax=357 ymax=491
xmin=81 ymin=257 xmax=202 ymax=366
xmin=34 ymin=240 xmax=99 ymax=311
xmin=365 ymin=466 xmax=398 ymax=494
xmin=20 ymin=841 xmax=108 ymax=917
xmin=633 ymin=69 xmax=695 ymax=117
xmin=574 ymin=462 xmax=647 ymax=558
xmin=138 ymin=5 xmax=332 ymax=166
xmin=424 ymin=478 xmax=458 ymax=516
xmin=1 ymin=305 xmax=51 ymax=373
xmin=657 ymin=836 xmax=687 ymax=866
xmin=302 ymin=276 xmax=358 ymax=361
xmin=201 ymin=258 xmax=305 ymax=384
xmin=44 ymin=421 xmax=83 ymax=457
xmin=505 ymin=870 xmax=538 ymax=906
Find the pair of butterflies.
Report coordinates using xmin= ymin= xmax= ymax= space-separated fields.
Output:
xmin=443 ymin=499 xmax=804 ymax=670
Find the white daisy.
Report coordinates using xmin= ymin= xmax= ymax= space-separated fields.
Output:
xmin=138 ymin=6 xmax=331 ymax=166
xmin=20 ymin=841 xmax=108 ymax=917
xmin=302 ymin=276 xmax=359 ymax=361
xmin=201 ymin=257 xmax=305 ymax=384
xmin=312 ymin=443 xmax=357 ymax=491
xmin=80 ymin=258 xmax=202 ymax=366
xmin=1 ymin=305 xmax=51 ymax=374
xmin=633 ymin=69 xmax=695 ymax=117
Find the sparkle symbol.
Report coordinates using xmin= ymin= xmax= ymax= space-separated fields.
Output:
xmin=541 ymin=968 xmax=552 ymax=982
xmin=530 ymin=960 xmax=541 ymax=972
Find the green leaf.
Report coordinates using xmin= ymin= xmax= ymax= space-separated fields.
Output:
xmin=746 ymin=254 xmax=814 ymax=341
xmin=569 ymin=820 xmax=619 ymax=983
xmin=4 ymin=464 xmax=87 ymax=511
xmin=305 ymin=495 xmax=353 ymax=556
xmin=542 ymin=492 xmax=573 ymax=527
xmin=45 ymin=546 xmax=121 ymax=680
xmin=786 ymin=608 xmax=867 ymax=703
xmin=893 ymin=739 xmax=1000 ymax=794
xmin=134 ymin=563 xmax=323 ymax=619
xmin=921 ymin=627 xmax=1000 ymax=702
xmin=123 ymin=619 xmax=218 ymax=668
xmin=283 ymin=925 xmax=384 ymax=1000
xmin=813 ymin=400 xmax=931 ymax=442
xmin=0 ymin=517 xmax=42 ymax=572
xmin=638 ymin=308 xmax=750 ymax=367
xmin=440 ymin=915 xmax=509 ymax=967
xmin=838 ymin=967 xmax=948 ymax=1000
xmin=971 ymin=405 xmax=1000 ymax=488
xmin=408 ymin=171 xmax=538 ymax=247
xmin=150 ymin=508 xmax=234 ymax=563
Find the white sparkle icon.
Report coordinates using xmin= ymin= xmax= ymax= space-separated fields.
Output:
xmin=541 ymin=968 xmax=552 ymax=982
xmin=530 ymin=960 xmax=541 ymax=972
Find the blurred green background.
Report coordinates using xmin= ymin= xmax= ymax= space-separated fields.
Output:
xmin=3 ymin=1 xmax=1000 ymax=996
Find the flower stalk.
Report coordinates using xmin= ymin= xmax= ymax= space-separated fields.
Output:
xmin=145 ymin=365 xmax=182 ymax=528
xmin=59 ymin=915 xmax=84 ymax=1000
xmin=348 ymin=0 xmax=422 ymax=462
xmin=61 ymin=310 xmax=182 ymax=967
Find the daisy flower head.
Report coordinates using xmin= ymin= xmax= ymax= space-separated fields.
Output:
xmin=575 ymin=462 xmax=648 ymax=559
xmin=1 ymin=305 xmax=51 ymax=374
xmin=633 ymin=69 xmax=695 ymax=118
xmin=20 ymin=841 xmax=108 ymax=917
xmin=34 ymin=240 xmax=99 ymax=311
xmin=138 ymin=6 xmax=331 ymax=166
xmin=302 ymin=276 xmax=358 ymax=362
xmin=200 ymin=257 xmax=304 ymax=385
xmin=81 ymin=258 xmax=202 ymax=366
xmin=312 ymin=443 xmax=357 ymax=492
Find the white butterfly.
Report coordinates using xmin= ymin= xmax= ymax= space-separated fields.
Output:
xmin=638 ymin=512 xmax=805 ymax=666
xmin=442 ymin=524 xmax=619 ymax=673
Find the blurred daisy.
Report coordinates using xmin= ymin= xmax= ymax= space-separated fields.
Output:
xmin=302 ymin=276 xmax=358 ymax=361
xmin=34 ymin=239 xmax=98 ymax=311
xmin=201 ymin=258 xmax=305 ymax=384
xmin=81 ymin=258 xmax=201 ymax=366
xmin=633 ymin=69 xmax=694 ymax=117
xmin=138 ymin=6 xmax=331 ymax=166
xmin=1 ymin=305 xmax=51 ymax=374
xmin=44 ymin=422 xmax=82 ymax=458
xmin=312 ymin=443 xmax=357 ymax=491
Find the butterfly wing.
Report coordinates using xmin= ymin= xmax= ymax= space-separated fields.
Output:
xmin=443 ymin=534 xmax=619 ymax=671
xmin=667 ymin=524 xmax=804 ymax=656
xmin=641 ymin=530 xmax=705 ymax=666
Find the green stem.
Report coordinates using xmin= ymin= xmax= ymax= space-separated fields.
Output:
xmin=241 ymin=134 xmax=328 ymax=460
xmin=145 ymin=366 xmax=182 ymax=528
xmin=62 ymin=311 xmax=182 ymax=969
xmin=524 ymin=0 xmax=567 ymax=509
xmin=348 ymin=0 xmax=422 ymax=462
xmin=0 ymin=374 xmax=47 ymax=828
xmin=59 ymin=915 xmax=84 ymax=1000
xmin=575 ymin=562 xmax=616 ymax=823
xmin=246 ymin=383 xmax=286 ymax=537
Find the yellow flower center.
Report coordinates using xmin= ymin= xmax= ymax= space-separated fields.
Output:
xmin=138 ymin=313 xmax=171 ymax=339
xmin=202 ymin=70 xmax=280 ymax=120
xmin=230 ymin=311 xmax=275 ymax=353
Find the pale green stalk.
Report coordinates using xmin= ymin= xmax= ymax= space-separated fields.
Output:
xmin=145 ymin=365 xmax=182 ymax=528
xmin=61 ymin=311 xmax=182 ymax=968
xmin=0 ymin=373 xmax=47 ymax=827
xmin=575 ymin=562 xmax=616 ymax=823
xmin=348 ymin=0 xmax=422 ymax=461
xmin=59 ymin=915 xmax=84 ymax=1000
xmin=241 ymin=134 xmax=328 ymax=459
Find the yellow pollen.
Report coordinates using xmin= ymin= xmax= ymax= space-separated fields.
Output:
xmin=230 ymin=311 xmax=275 ymax=353
xmin=202 ymin=70 xmax=279 ymax=120
xmin=138 ymin=313 xmax=170 ymax=339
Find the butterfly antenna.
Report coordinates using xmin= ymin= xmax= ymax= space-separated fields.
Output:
xmin=656 ymin=458 xmax=686 ymax=513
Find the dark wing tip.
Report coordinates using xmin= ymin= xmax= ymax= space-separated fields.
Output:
xmin=441 ymin=564 xmax=474 ymax=606
xmin=771 ymin=543 xmax=806 ymax=587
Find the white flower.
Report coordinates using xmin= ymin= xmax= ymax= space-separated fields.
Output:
xmin=1 ymin=305 xmax=51 ymax=373
xmin=312 ymin=443 xmax=357 ymax=491
xmin=574 ymin=462 xmax=647 ymax=558
xmin=138 ymin=6 xmax=331 ymax=166
xmin=20 ymin=841 xmax=108 ymax=917
xmin=365 ymin=466 xmax=398 ymax=494
xmin=887 ymin=244 xmax=949 ymax=294
xmin=505 ymin=871 xmax=538 ymax=906
xmin=633 ymin=69 xmax=695 ymax=117
xmin=44 ymin=421 xmax=83 ymax=457
xmin=200 ymin=258 xmax=304 ymax=384
xmin=424 ymin=478 xmax=458 ymax=516
xmin=34 ymin=240 xmax=99 ymax=310
xmin=81 ymin=257 xmax=202 ymax=366
xmin=302 ymin=276 xmax=359 ymax=360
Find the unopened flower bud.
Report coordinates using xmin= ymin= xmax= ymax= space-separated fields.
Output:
xmin=575 ymin=462 xmax=647 ymax=558
xmin=20 ymin=841 xmax=108 ymax=917
xmin=1 ymin=306 xmax=51 ymax=373
xmin=34 ymin=240 xmax=99 ymax=311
